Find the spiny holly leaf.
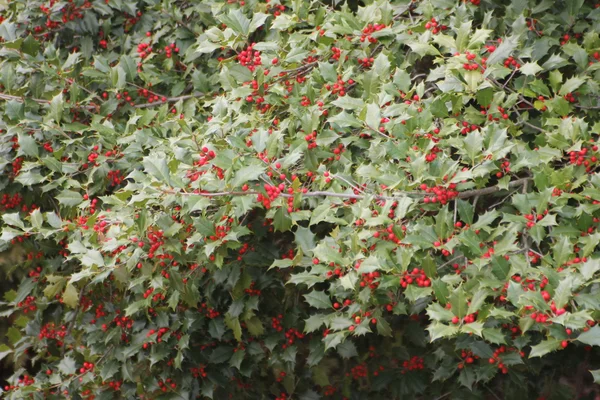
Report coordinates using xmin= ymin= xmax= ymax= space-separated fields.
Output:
xmin=576 ymin=325 xmax=600 ymax=346
xmin=529 ymin=338 xmax=562 ymax=358
xmin=303 ymin=291 xmax=332 ymax=309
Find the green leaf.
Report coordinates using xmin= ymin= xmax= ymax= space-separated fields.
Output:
xmin=324 ymin=332 xmax=345 ymax=350
xmin=303 ymin=291 xmax=332 ymax=309
xmin=225 ymin=314 xmax=242 ymax=342
xmin=50 ymin=93 xmax=64 ymax=123
xmin=529 ymin=338 xmax=561 ymax=358
xmin=553 ymin=236 xmax=571 ymax=267
xmin=295 ymin=226 xmax=315 ymax=254
xmin=592 ymin=369 xmax=600 ymax=384
xmin=580 ymin=259 xmax=600 ymax=280
xmin=81 ymin=250 xmax=105 ymax=267
xmin=464 ymin=131 xmax=484 ymax=162
xmin=304 ymin=314 xmax=326 ymax=333
xmin=62 ymin=283 xmax=79 ymax=308
xmin=22 ymin=34 xmax=40 ymax=56
xmin=56 ymin=190 xmax=83 ymax=207
xmin=5 ymin=100 xmax=24 ymax=120
xmin=219 ymin=10 xmax=251 ymax=35
xmin=450 ymin=287 xmax=468 ymax=318
xmin=486 ymin=35 xmax=519 ymax=66
xmin=18 ymin=133 xmax=39 ymax=158
xmin=372 ymin=52 xmax=391 ymax=77
xmin=520 ymin=62 xmax=543 ymax=76
xmin=273 ymin=207 xmax=292 ymax=232
xmin=63 ymin=52 xmax=81 ymax=70
xmin=458 ymin=367 xmax=476 ymax=390
xmin=231 ymin=164 xmax=265 ymax=188
xmin=58 ymin=356 xmax=77 ymax=375
xmin=143 ymin=154 xmax=172 ymax=185
xmin=29 ymin=209 xmax=43 ymax=229
xmin=577 ymin=325 xmax=600 ymax=346
xmin=2 ymin=212 xmax=25 ymax=229
xmin=246 ymin=317 xmax=264 ymax=336
xmin=552 ymin=276 xmax=573 ymax=309
xmin=427 ymin=322 xmax=459 ymax=341
xmin=249 ymin=13 xmax=269 ymax=33
xmin=559 ymin=76 xmax=586 ymax=96
xmin=364 ymin=102 xmax=380 ymax=130
xmin=468 ymin=29 xmax=492 ymax=48
xmin=337 ymin=341 xmax=358 ymax=358
xmin=332 ymin=96 xmax=364 ymax=110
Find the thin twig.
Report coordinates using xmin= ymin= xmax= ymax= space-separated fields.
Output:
xmin=133 ymin=92 xmax=205 ymax=108
xmin=437 ymin=255 xmax=466 ymax=271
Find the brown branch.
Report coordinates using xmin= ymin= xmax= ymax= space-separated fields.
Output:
xmin=457 ymin=177 xmax=532 ymax=199
xmin=0 ymin=92 xmax=97 ymax=111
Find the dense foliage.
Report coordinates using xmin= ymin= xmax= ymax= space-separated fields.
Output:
xmin=1 ymin=0 xmax=600 ymax=398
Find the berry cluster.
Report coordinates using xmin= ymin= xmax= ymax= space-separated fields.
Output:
xmin=360 ymin=23 xmax=386 ymax=43
xmin=275 ymin=371 xmax=286 ymax=383
xmin=11 ymin=157 xmax=23 ymax=178
xmin=267 ymin=3 xmax=285 ymax=16
xmin=1 ymin=193 xmax=23 ymax=210
xmin=237 ymin=43 xmax=262 ymax=71
xmin=304 ymin=130 xmax=318 ymax=149
xmin=282 ymin=328 xmax=304 ymax=349
xmin=402 ymin=356 xmax=424 ymax=372
xmin=158 ymin=378 xmax=177 ymax=392
xmin=325 ymin=76 xmax=353 ymax=97
xmin=18 ymin=296 xmax=36 ymax=313
xmin=256 ymin=183 xmax=285 ymax=209
xmin=399 ymin=268 xmax=431 ymax=288
xmin=244 ymin=282 xmax=261 ymax=296
xmin=360 ymin=271 xmax=381 ymax=290
xmin=79 ymin=361 xmax=95 ymax=374
xmin=135 ymin=87 xmax=167 ymax=104
xmin=496 ymin=159 xmax=511 ymax=178
xmin=3 ymin=374 xmax=35 ymax=392
xmin=358 ymin=56 xmax=374 ymax=68
xmin=503 ymin=56 xmax=520 ymax=69
xmin=38 ymin=323 xmax=67 ymax=346
xmin=190 ymin=365 xmax=207 ymax=378
xmin=162 ymin=42 xmax=179 ymax=58
xmin=104 ymin=380 xmax=122 ymax=391
xmin=462 ymin=51 xmax=479 ymax=70
xmin=200 ymin=302 xmax=220 ymax=319
xmin=136 ymin=41 xmax=152 ymax=59
xmin=451 ymin=312 xmax=477 ymax=324
xmin=420 ymin=183 xmax=459 ymax=205
xmin=457 ymin=120 xmax=480 ymax=135
xmin=425 ymin=146 xmax=442 ymax=162
xmin=271 ymin=314 xmax=283 ymax=332
xmin=323 ymin=386 xmax=337 ymax=396
xmin=568 ymin=145 xmax=598 ymax=172
xmin=331 ymin=46 xmax=341 ymax=61
xmin=488 ymin=346 xmax=520 ymax=374
xmin=28 ymin=266 xmax=42 ymax=280
xmin=107 ymin=170 xmax=124 ymax=186
xmin=350 ymin=363 xmax=368 ymax=380
xmin=424 ymin=18 xmax=447 ymax=34
xmin=564 ymin=92 xmax=576 ymax=103
xmin=333 ymin=299 xmax=352 ymax=309
xmin=457 ymin=350 xmax=479 ymax=369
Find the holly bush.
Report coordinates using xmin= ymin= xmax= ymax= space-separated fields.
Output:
xmin=2 ymin=0 xmax=600 ymax=398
